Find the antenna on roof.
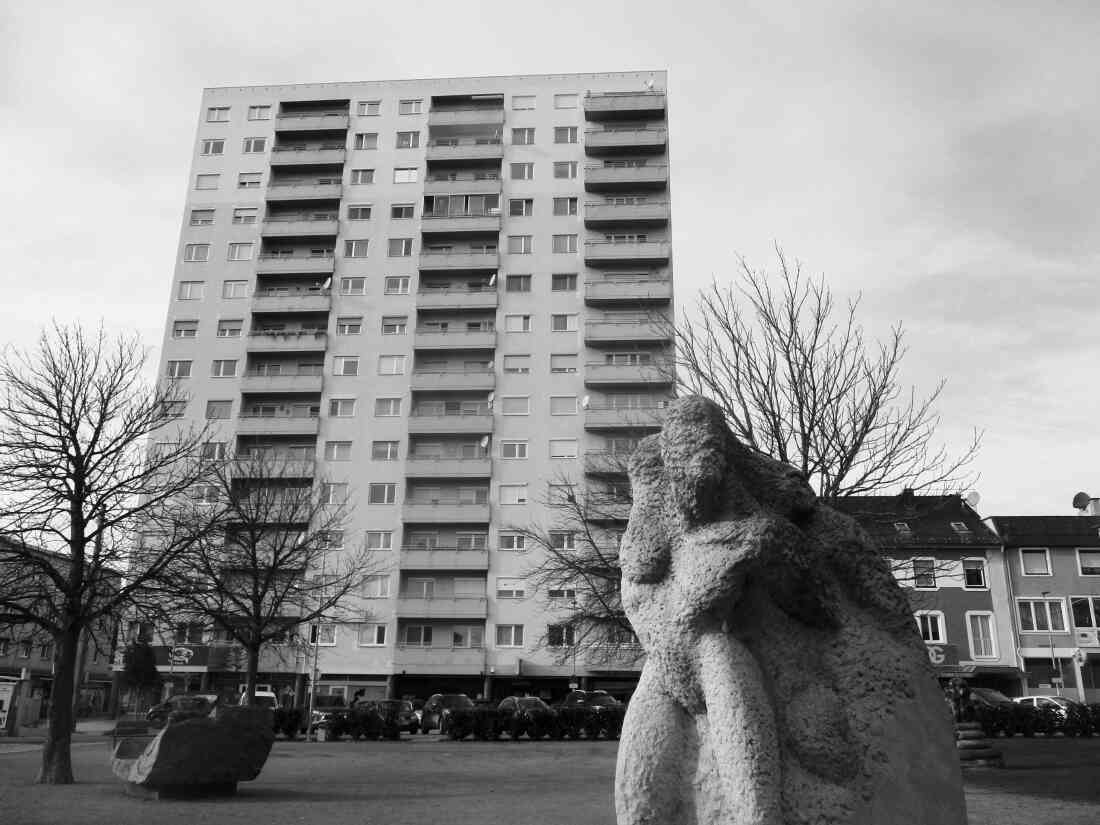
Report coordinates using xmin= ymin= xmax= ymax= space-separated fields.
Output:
xmin=1073 ymin=491 xmax=1092 ymax=511
xmin=964 ymin=491 xmax=981 ymax=510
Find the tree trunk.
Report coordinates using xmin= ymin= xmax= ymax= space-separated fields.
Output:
xmin=243 ymin=644 xmax=260 ymax=704
xmin=36 ymin=625 xmax=80 ymax=784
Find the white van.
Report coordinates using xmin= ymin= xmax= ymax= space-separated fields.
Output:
xmin=239 ymin=689 xmax=279 ymax=709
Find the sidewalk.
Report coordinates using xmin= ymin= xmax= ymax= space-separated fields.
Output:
xmin=2 ymin=717 xmax=117 ymax=744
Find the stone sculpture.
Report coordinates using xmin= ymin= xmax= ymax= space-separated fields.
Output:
xmin=615 ymin=396 xmax=967 ymax=825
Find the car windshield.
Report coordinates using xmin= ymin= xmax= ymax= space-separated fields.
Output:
xmin=970 ymin=688 xmax=1012 ymax=704
xmin=442 ymin=695 xmax=474 ymax=709
xmin=519 ymin=698 xmax=549 ymax=710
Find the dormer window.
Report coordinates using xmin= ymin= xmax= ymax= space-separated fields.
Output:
xmin=893 ymin=522 xmax=911 ymax=533
xmin=950 ymin=522 xmax=971 ymax=534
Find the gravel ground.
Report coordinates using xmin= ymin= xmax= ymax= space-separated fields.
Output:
xmin=0 ymin=734 xmax=1097 ymax=824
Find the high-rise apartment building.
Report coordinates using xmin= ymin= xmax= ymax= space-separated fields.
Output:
xmin=155 ymin=71 xmax=673 ymax=703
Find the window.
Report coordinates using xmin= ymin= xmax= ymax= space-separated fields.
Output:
xmin=390 ymin=203 xmax=415 ymax=219
xmin=1017 ymin=598 xmax=1066 ymax=632
xmin=357 ymin=100 xmax=381 ymax=116
xmin=232 ymin=207 xmax=257 ymax=225
xmin=237 ymin=172 xmax=262 ymax=188
xmin=162 ymin=400 xmax=186 ymax=418
xmin=553 ymin=161 xmax=578 ymax=179
xmin=550 ymin=395 xmax=577 ymax=415
xmin=915 ymin=611 xmax=945 ymax=643
xmin=211 ymin=359 xmax=237 ymax=378
xmin=227 ymin=242 xmax=253 ymax=261
xmin=329 ymin=398 xmax=356 ymax=417
xmin=550 ymin=353 xmax=578 ymax=373
xmin=378 ymin=355 xmax=406 ymax=375
xmin=178 ymin=281 xmax=205 ymax=300
xmin=189 ymin=209 xmax=215 ymax=227
xmin=221 ymin=280 xmax=248 ymax=298
xmin=384 ymin=276 xmax=411 ymax=294
xmin=345 ymin=239 xmax=370 ymax=257
xmin=165 ymin=360 xmax=192 ymax=378
xmin=962 ymin=559 xmax=987 ymax=589
xmin=496 ymin=577 xmax=526 ymax=599
xmin=510 ymin=162 xmax=534 ymax=180
xmin=358 ymin=624 xmax=387 ymax=646
xmin=511 ymin=127 xmax=535 ymax=145
xmin=216 ymin=320 xmax=242 ymax=340
xmin=381 ymin=316 xmax=407 ymax=335
xmin=361 ymin=574 xmax=392 ymax=598
xmin=200 ymin=441 xmax=227 ymax=461
xmin=549 ymin=438 xmax=578 ymax=458
xmin=508 ymin=235 xmax=533 ymax=254
xmin=388 ymin=238 xmax=414 ymax=257
xmin=340 ymin=277 xmax=366 ymax=295
xmin=366 ymin=531 xmax=393 ymax=550
xmin=553 ymin=126 xmax=578 ymax=144
xmin=351 ymin=168 xmax=375 ymax=184
xmin=309 ymin=624 xmax=336 ymax=646
xmin=552 ymin=234 xmax=578 ymax=253
xmin=200 ymin=138 xmax=224 ymax=157
xmin=337 ymin=316 xmax=363 ymax=335
xmin=501 ymin=396 xmax=529 ymax=415
xmin=498 ymin=533 xmax=527 ymax=552
xmin=912 ymin=558 xmax=936 ymax=589
xmin=242 ymin=136 xmax=266 ymax=153
xmin=967 ymin=612 xmax=997 ymax=659
xmin=321 ymin=482 xmax=348 ymax=505
xmin=500 ymin=484 xmax=529 ymax=505
xmin=396 ymin=131 xmax=420 ymax=148
xmin=371 ymin=441 xmax=399 ymax=461
xmin=172 ymin=320 xmax=198 ymax=339
xmin=404 ymin=625 xmax=433 ymax=647
xmin=505 ymin=314 xmax=532 ymax=332
xmin=348 ymin=204 xmax=372 ymax=220
xmin=368 ymin=483 xmax=396 ymax=504
xmin=551 ymin=313 xmax=578 ymax=331
xmin=548 ymin=625 xmax=575 ymax=647
xmin=398 ymin=99 xmax=423 ymax=115
xmin=1020 ymin=548 xmax=1051 ymax=576
xmin=457 ymin=533 xmax=488 ymax=550
xmin=553 ymin=93 xmax=578 ymax=109
xmin=393 ymin=167 xmax=419 ymax=184
xmin=550 ymin=531 xmax=576 ymax=551
xmin=496 ymin=624 xmax=524 ymax=647
xmin=1078 ymin=549 xmax=1100 ymax=575
xmin=205 ymin=400 xmax=231 ymax=420
xmin=206 ymin=106 xmax=230 ymax=122
xmin=503 ymin=355 xmax=530 ymax=374
xmin=354 ymin=132 xmax=379 ymax=150
xmin=552 ymin=197 xmax=578 ymax=216
xmin=548 ymin=586 xmax=577 ymax=601
xmin=1071 ymin=596 xmax=1100 ymax=628
xmin=374 ymin=397 xmax=401 ymax=416
xmin=501 ymin=441 xmax=528 ymax=459
xmin=508 ymin=198 xmax=533 ymax=217
xmin=333 ymin=356 xmax=360 ymax=376
xmin=183 ymin=244 xmax=210 ymax=262
xmin=195 ymin=174 xmax=219 ymax=190
xmin=247 ymin=104 xmax=271 ymax=120
xmin=324 ymin=441 xmax=352 ymax=461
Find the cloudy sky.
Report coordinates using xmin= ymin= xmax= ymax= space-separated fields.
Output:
xmin=2 ymin=0 xmax=1097 ymax=516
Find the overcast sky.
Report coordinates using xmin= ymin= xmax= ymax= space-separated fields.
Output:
xmin=2 ymin=0 xmax=1098 ymax=516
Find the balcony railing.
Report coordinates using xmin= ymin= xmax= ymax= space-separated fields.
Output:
xmin=584 ymin=318 xmax=672 ymax=345
xmin=583 ymin=201 xmax=670 ymax=227
xmin=240 ymin=372 xmax=324 ymax=393
xmin=584 ymin=127 xmax=668 ymax=153
xmin=394 ymin=595 xmax=489 ymax=619
xmin=584 ymin=164 xmax=669 ymax=190
xmin=261 ymin=215 xmax=339 ymax=236
xmin=584 ymin=240 xmax=671 ymax=266
xmin=583 ymin=405 xmax=670 ymax=430
xmin=269 ymin=146 xmax=347 ymax=166
xmin=426 ymin=139 xmax=504 ymax=161
xmin=418 ymin=249 xmax=500 ymax=271
xmin=236 ymin=414 xmax=320 ymax=436
xmin=413 ymin=326 xmax=496 ymax=349
xmin=407 ymin=408 xmax=493 ymax=434
xmin=584 ymin=277 xmax=672 ymax=304
xmin=265 ymin=181 xmax=343 ymax=200
xmin=404 ymin=456 xmax=492 ymax=478
xmin=421 ymin=212 xmax=502 ymax=233
xmin=245 ymin=330 xmax=328 ymax=352
xmin=275 ymin=112 xmax=350 ymax=130
xmin=399 ymin=546 xmax=491 ymax=570
xmin=250 ymin=290 xmax=331 ymax=313
xmin=392 ymin=644 xmax=488 ymax=673
xmin=256 ymin=253 xmax=335 ymax=274
xmin=410 ymin=368 xmax=495 ymax=391
xmin=402 ymin=500 xmax=492 ymax=523
xmin=583 ymin=91 xmax=667 ymax=118
xmin=425 ymin=174 xmax=502 ymax=195
xmin=428 ymin=108 xmax=506 ymax=126
xmin=584 ymin=361 xmax=673 ymax=387
xmin=583 ymin=450 xmax=632 ymax=476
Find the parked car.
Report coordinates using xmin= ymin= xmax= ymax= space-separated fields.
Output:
xmin=1014 ymin=696 xmax=1094 ymax=737
xmin=497 ymin=696 xmax=559 ymax=740
xmin=369 ymin=699 xmax=418 ymax=739
xmin=554 ymin=690 xmax=625 ymax=739
xmin=966 ymin=688 xmax=1037 ymax=738
xmin=419 ymin=693 xmax=475 ymax=734
xmin=146 ymin=693 xmax=219 ymax=727
xmin=447 ymin=698 xmax=503 ymax=740
xmin=307 ymin=694 xmax=351 ymax=737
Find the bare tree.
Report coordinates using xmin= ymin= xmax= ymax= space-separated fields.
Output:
xmin=670 ymin=248 xmax=981 ymax=500
xmin=148 ymin=452 xmax=376 ymax=704
xmin=0 ymin=323 xmax=216 ymax=784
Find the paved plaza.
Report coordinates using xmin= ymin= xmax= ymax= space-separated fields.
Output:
xmin=1 ymin=734 xmax=1099 ymax=824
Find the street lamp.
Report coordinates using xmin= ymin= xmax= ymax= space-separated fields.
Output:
xmin=570 ymin=596 xmax=578 ymax=690
xmin=1041 ymin=591 xmax=1063 ymax=696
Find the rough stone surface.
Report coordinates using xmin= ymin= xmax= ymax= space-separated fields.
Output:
xmin=111 ymin=706 xmax=274 ymax=793
xmin=615 ymin=396 xmax=968 ymax=825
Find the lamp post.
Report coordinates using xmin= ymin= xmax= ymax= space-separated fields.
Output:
xmin=1041 ymin=591 xmax=1063 ymax=696
xmin=569 ymin=597 xmax=578 ymax=690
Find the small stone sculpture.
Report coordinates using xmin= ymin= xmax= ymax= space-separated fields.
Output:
xmin=615 ymin=397 xmax=967 ymax=825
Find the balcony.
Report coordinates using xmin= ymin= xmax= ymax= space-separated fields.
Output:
xmin=233 ymin=458 xmax=315 ymax=478
xmin=256 ymin=254 xmax=335 ymax=275
xmin=250 ymin=291 xmax=331 ymax=313
xmin=266 ymin=182 xmax=343 ymax=201
xmin=236 ymin=415 xmax=320 ymax=436
xmin=402 ymin=501 xmax=491 ymax=524
xmin=399 ymin=547 xmax=490 ymax=570
xmin=410 ymin=368 xmax=495 ymax=392
xmin=584 ymin=277 xmax=672 ymax=305
xmin=275 ymin=112 xmax=350 ymax=131
xmin=584 ymin=201 xmax=670 ymax=228
xmin=425 ymin=176 xmax=502 ymax=195
xmin=583 ymin=91 xmax=666 ymax=119
xmin=418 ymin=250 xmax=499 ymax=271
xmin=413 ymin=327 xmax=496 ymax=350
xmin=585 ymin=128 xmax=668 ymax=154
xmin=393 ymin=645 xmax=487 ymax=674
xmin=426 ymin=139 xmax=504 ymax=162
xmin=584 ymin=451 xmax=631 ymax=476
xmin=421 ymin=213 xmax=502 ymax=234
xmin=269 ymin=146 xmax=347 ymax=166
xmin=584 ymin=405 xmax=669 ymax=431
xmin=584 ymin=165 xmax=669 ymax=191
xmin=395 ymin=596 xmax=489 ymax=620
xmin=240 ymin=373 xmax=324 ymax=393
xmin=584 ymin=362 xmax=673 ymax=388
xmin=404 ymin=457 xmax=492 ymax=479
xmin=428 ymin=108 xmax=506 ymax=127
xmin=245 ymin=330 xmax=328 ymax=353
xmin=407 ymin=410 xmax=493 ymax=435
xmin=584 ymin=241 xmax=671 ymax=266
xmin=261 ymin=216 xmax=339 ymax=237
xmin=584 ymin=318 xmax=672 ymax=345
xmin=415 ymin=286 xmax=499 ymax=309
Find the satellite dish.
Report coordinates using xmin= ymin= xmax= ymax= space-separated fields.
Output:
xmin=1073 ymin=491 xmax=1092 ymax=511
xmin=479 ymin=436 xmax=489 ymax=448
xmin=581 ymin=395 xmax=590 ymax=409
xmin=644 ymin=78 xmax=655 ymax=90
xmin=488 ymin=273 xmax=497 ymax=286
xmin=487 ymin=391 xmax=495 ymax=403
xmin=964 ymin=491 xmax=981 ymax=510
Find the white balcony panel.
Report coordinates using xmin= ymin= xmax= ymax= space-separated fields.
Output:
xmin=583 ymin=363 xmax=672 ymax=387
xmin=240 ymin=374 xmax=324 ymax=393
xmin=583 ymin=406 xmax=669 ymax=430
xmin=407 ymin=413 xmax=493 ymax=435
xmin=585 ymin=128 xmax=668 ymax=152
xmin=250 ymin=294 xmax=331 ymax=313
xmin=404 ymin=457 xmax=492 ymax=479
xmin=415 ymin=288 xmax=499 ymax=309
xmin=425 ymin=178 xmax=502 ymax=195
xmin=410 ymin=370 xmax=495 ymax=391
xmin=245 ymin=332 xmax=328 ymax=353
xmin=418 ymin=251 xmax=500 ymax=271
xmin=261 ymin=218 xmax=339 ymax=237
xmin=255 ymin=256 xmax=335 ymax=275
xmin=269 ymin=147 xmax=347 ymax=166
xmin=426 ymin=142 xmax=504 ymax=162
xmin=265 ymin=183 xmax=343 ymax=201
xmin=428 ymin=109 xmax=506 ymax=127
xmin=275 ymin=113 xmax=350 ymax=130
xmin=584 ymin=278 xmax=672 ymax=304
xmin=583 ymin=202 xmax=670 ymax=227
xmin=392 ymin=646 xmax=487 ymax=674
xmin=399 ymin=548 xmax=490 ymax=570
xmin=584 ymin=319 xmax=671 ymax=345
xmin=413 ymin=329 xmax=496 ymax=350
xmin=401 ymin=502 xmax=491 ymax=523
xmin=584 ymin=241 xmax=671 ymax=266
xmin=395 ymin=596 xmax=489 ymax=619
xmin=421 ymin=214 xmax=502 ymax=234
xmin=583 ymin=92 xmax=666 ymax=118
xmin=236 ymin=417 xmax=320 ymax=436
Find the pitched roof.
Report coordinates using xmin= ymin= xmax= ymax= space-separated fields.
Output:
xmin=832 ymin=493 xmax=1000 ymax=548
xmin=985 ymin=516 xmax=1100 ymax=547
